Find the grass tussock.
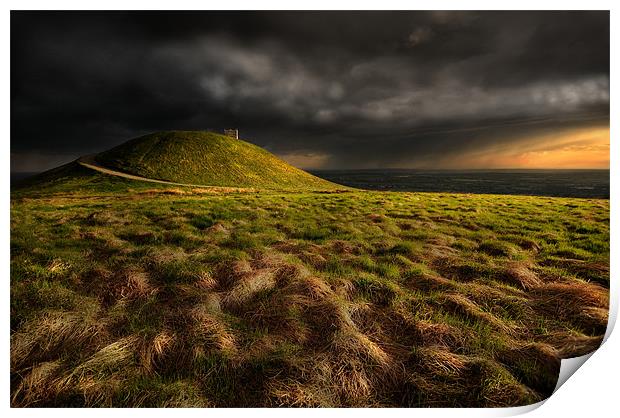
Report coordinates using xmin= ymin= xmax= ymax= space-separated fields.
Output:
xmin=498 ymin=262 xmax=542 ymax=290
xmin=11 ymin=312 xmax=105 ymax=371
xmin=530 ymin=281 xmax=609 ymax=335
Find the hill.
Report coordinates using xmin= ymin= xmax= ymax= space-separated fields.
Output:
xmin=93 ymin=131 xmax=340 ymax=191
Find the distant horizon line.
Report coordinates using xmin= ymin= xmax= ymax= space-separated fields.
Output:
xmin=11 ymin=167 xmax=611 ymax=175
xmin=306 ymin=167 xmax=610 ymax=172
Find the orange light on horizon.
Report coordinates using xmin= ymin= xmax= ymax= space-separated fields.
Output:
xmin=276 ymin=124 xmax=610 ymax=170
xmin=445 ymin=126 xmax=610 ymax=169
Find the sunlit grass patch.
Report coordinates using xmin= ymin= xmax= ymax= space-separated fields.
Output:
xmin=10 ymin=186 xmax=609 ymax=407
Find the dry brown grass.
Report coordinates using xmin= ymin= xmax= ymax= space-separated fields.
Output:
xmin=138 ymin=332 xmax=175 ymax=374
xmin=405 ymin=273 xmax=458 ymax=292
xmin=330 ymin=328 xmax=392 ymax=369
xmin=426 ymin=244 xmax=460 ymax=259
xmin=530 ymin=281 xmax=609 ymax=334
xmin=71 ymin=336 xmax=139 ymax=378
xmin=136 ymin=187 xmax=257 ymax=196
xmin=221 ymin=270 xmax=277 ymax=309
xmin=191 ymin=305 xmax=238 ymax=353
xmin=417 ymin=346 xmax=467 ymax=377
xmin=438 ymin=293 xmax=515 ymax=334
xmin=539 ymin=332 xmax=604 ymax=358
xmin=266 ymin=288 xmax=402 ymax=406
xmin=499 ymin=262 xmax=543 ymax=290
xmin=12 ymin=335 xmax=140 ymax=407
xmin=139 ymin=188 xmax=190 ymax=195
xmin=206 ymin=223 xmax=229 ymax=234
xmin=11 ymin=361 xmax=64 ymax=407
xmin=11 ymin=312 xmax=105 ymax=372
xmin=330 ymin=240 xmax=360 ymax=255
xmin=275 ymin=333 xmax=396 ymax=407
xmin=149 ymin=247 xmax=187 ymax=265
xmin=497 ymin=343 xmax=560 ymax=396
xmin=266 ymin=378 xmax=337 ymax=407
xmin=195 ymin=271 xmax=218 ymax=290
xmin=475 ymin=360 xmax=538 ymax=407
xmin=415 ymin=320 xmax=466 ymax=348
xmin=296 ymin=275 xmax=333 ymax=300
xmin=120 ymin=269 xmax=156 ymax=299
xmin=47 ymin=259 xmax=71 ymax=275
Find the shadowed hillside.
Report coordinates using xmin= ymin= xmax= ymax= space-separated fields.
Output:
xmin=95 ymin=131 xmax=340 ymax=191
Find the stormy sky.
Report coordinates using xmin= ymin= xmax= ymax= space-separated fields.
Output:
xmin=11 ymin=11 xmax=610 ymax=172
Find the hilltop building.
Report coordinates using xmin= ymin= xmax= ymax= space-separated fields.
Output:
xmin=223 ymin=129 xmax=239 ymax=139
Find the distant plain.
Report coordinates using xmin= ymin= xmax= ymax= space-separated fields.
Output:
xmin=311 ymin=169 xmax=610 ymax=199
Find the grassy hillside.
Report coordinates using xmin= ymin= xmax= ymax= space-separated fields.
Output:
xmin=95 ymin=131 xmax=340 ymax=191
xmin=12 ymin=161 xmax=258 ymax=198
xmin=10 ymin=184 xmax=609 ymax=407
xmin=12 ymin=162 xmax=170 ymax=197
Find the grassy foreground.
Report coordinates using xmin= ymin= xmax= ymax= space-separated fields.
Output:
xmin=11 ymin=179 xmax=609 ymax=407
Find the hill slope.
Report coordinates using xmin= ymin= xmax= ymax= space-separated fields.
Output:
xmin=12 ymin=161 xmax=178 ymax=197
xmin=94 ymin=131 xmax=340 ymax=190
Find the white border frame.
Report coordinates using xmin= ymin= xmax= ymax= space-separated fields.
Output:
xmin=2 ymin=2 xmax=616 ymax=417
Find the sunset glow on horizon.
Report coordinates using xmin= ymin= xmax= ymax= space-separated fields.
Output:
xmin=280 ymin=125 xmax=610 ymax=170
xmin=435 ymin=125 xmax=610 ymax=170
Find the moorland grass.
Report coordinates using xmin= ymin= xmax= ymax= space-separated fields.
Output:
xmin=10 ymin=176 xmax=609 ymax=407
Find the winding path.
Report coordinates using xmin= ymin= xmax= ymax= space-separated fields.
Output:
xmin=77 ymin=155 xmax=217 ymax=188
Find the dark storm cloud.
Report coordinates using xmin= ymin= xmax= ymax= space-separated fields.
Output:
xmin=11 ymin=11 xmax=609 ymax=171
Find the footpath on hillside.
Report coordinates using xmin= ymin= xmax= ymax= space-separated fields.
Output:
xmin=78 ymin=155 xmax=219 ymax=188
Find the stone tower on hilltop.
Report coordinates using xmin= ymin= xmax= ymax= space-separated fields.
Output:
xmin=223 ymin=129 xmax=239 ymax=139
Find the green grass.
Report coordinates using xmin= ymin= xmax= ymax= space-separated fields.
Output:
xmin=10 ymin=168 xmax=610 ymax=408
xmin=95 ymin=130 xmax=342 ymax=191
